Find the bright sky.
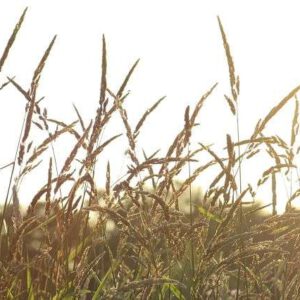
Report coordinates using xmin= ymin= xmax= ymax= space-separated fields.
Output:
xmin=1 ymin=1 xmax=300 ymax=213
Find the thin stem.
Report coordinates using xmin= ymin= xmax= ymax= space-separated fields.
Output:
xmin=236 ymin=102 xmax=242 ymax=195
xmin=188 ymin=144 xmax=195 ymax=284
xmin=0 ymin=110 xmax=26 ymax=252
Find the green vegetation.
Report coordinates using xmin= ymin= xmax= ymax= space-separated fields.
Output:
xmin=1 ymin=8 xmax=300 ymax=299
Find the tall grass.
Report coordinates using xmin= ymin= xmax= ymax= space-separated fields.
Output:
xmin=1 ymin=8 xmax=300 ymax=299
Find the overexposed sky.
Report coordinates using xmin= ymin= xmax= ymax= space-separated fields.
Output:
xmin=1 ymin=1 xmax=300 ymax=212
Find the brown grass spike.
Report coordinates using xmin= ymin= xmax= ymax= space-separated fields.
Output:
xmin=0 ymin=8 xmax=27 ymax=72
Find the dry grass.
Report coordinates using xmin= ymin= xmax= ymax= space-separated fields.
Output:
xmin=1 ymin=9 xmax=300 ymax=300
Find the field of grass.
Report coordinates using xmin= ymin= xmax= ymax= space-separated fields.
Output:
xmin=2 ymin=8 xmax=300 ymax=299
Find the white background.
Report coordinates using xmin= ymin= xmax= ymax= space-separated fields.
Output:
xmin=1 ymin=0 xmax=300 ymax=213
